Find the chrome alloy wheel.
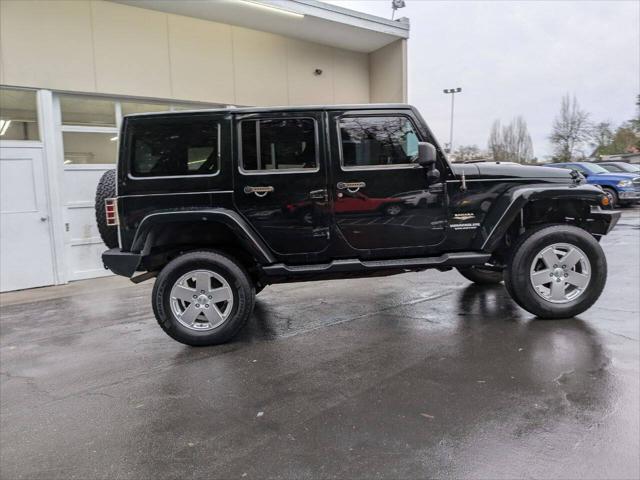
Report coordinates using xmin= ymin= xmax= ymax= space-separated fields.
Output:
xmin=386 ymin=204 xmax=403 ymax=215
xmin=530 ymin=243 xmax=591 ymax=304
xmin=170 ymin=270 xmax=234 ymax=331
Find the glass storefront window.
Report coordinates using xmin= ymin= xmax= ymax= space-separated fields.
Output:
xmin=61 ymin=95 xmax=116 ymax=127
xmin=0 ymin=88 xmax=40 ymax=141
xmin=62 ymin=132 xmax=117 ymax=165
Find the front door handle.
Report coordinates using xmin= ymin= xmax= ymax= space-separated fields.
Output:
xmin=244 ymin=186 xmax=274 ymax=197
xmin=337 ymin=181 xmax=366 ymax=193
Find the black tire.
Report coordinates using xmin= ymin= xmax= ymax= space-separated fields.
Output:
xmin=95 ymin=169 xmax=119 ymax=248
xmin=457 ymin=266 xmax=503 ymax=285
xmin=504 ymin=225 xmax=607 ymax=319
xmin=152 ymin=250 xmax=255 ymax=346
xmin=602 ymin=187 xmax=618 ymax=208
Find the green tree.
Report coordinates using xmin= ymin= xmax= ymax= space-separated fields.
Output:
xmin=597 ymin=126 xmax=639 ymax=155
xmin=590 ymin=121 xmax=614 ymax=153
xmin=630 ymin=94 xmax=640 ymax=133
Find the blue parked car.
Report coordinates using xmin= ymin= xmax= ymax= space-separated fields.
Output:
xmin=544 ymin=162 xmax=640 ymax=207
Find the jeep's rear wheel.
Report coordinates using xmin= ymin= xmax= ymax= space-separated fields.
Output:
xmin=504 ymin=225 xmax=606 ymax=319
xmin=95 ymin=169 xmax=118 ymax=248
xmin=457 ymin=266 xmax=503 ymax=285
xmin=152 ymin=251 xmax=255 ymax=346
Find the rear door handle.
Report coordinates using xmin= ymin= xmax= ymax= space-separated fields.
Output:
xmin=337 ymin=181 xmax=366 ymax=193
xmin=244 ymin=186 xmax=274 ymax=197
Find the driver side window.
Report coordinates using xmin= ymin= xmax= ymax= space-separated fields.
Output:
xmin=339 ymin=115 xmax=420 ymax=169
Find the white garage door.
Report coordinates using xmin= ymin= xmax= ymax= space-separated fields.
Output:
xmin=63 ymin=165 xmax=113 ymax=281
xmin=0 ymin=147 xmax=56 ymax=292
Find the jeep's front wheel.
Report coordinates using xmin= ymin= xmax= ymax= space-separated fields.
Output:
xmin=504 ymin=225 xmax=606 ymax=319
xmin=152 ymin=251 xmax=255 ymax=346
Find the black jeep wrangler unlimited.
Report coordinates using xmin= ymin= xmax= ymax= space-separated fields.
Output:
xmin=97 ymin=104 xmax=619 ymax=346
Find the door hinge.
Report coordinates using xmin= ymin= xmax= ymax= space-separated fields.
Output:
xmin=309 ymin=189 xmax=328 ymax=201
xmin=312 ymin=227 xmax=330 ymax=239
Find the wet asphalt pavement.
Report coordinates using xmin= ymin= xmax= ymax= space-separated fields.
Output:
xmin=1 ymin=210 xmax=639 ymax=480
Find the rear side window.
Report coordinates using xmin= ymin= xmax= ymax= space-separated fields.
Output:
xmin=129 ymin=116 xmax=220 ymax=177
xmin=239 ymin=118 xmax=317 ymax=172
xmin=339 ymin=115 xmax=420 ymax=168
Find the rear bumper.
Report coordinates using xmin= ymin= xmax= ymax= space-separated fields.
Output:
xmin=102 ymin=248 xmax=141 ymax=277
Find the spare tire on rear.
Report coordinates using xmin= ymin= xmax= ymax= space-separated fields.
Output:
xmin=95 ymin=169 xmax=119 ymax=249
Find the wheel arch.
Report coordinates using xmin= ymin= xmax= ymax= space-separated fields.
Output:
xmin=475 ymin=184 xmax=619 ymax=253
xmin=131 ymin=209 xmax=275 ymax=268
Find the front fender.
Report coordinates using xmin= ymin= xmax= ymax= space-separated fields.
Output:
xmin=130 ymin=208 xmax=275 ymax=264
xmin=474 ymin=183 xmax=611 ymax=252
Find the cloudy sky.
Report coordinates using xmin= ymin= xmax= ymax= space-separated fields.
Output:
xmin=331 ymin=0 xmax=639 ymax=159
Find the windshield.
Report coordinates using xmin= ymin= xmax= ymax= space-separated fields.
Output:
xmin=584 ymin=163 xmax=609 ymax=174
xmin=609 ymin=162 xmax=640 ymax=173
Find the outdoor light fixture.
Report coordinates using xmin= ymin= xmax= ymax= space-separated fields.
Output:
xmin=443 ymin=87 xmax=462 ymax=154
xmin=237 ymin=0 xmax=304 ymax=18
xmin=0 ymin=119 xmax=11 ymax=136
xmin=391 ymin=0 xmax=406 ymax=20
xmin=110 ymin=136 xmax=118 ymax=142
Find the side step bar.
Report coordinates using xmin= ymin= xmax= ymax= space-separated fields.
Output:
xmin=262 ymin=252 xmax=491 ymax=276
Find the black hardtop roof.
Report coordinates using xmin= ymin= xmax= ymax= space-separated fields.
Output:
xmin=124 ymin=103 xmax=415 ymax=118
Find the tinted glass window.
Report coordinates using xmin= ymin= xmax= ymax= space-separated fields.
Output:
xmin=340 ymin=116 xmax=419 ymax=168
xmin=129 ymin=117 xmax=219 ymax=177
xmin=240 ymin=118 xmax=317 ymax=171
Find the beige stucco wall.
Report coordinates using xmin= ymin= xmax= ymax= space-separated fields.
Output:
xmin=369 ymin=39 xmax=407 ymax=103
xmin=0 ymin=0 xmax=388 ymax=105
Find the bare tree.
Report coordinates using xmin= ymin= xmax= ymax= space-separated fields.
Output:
xmin=456 ymin=144 xmax=483 ymax=162
xmin=511 ymin=116 xmax=534 ymax=164
xmin=488 ymin=120 xmax=506 ymax=161
xmin=550 ymin=94 xmax=591 ymax=161
xmin=590 ymin=121 xmax=614 ymax=155
xmin=487 ymin=117 xmax=534 ymax=163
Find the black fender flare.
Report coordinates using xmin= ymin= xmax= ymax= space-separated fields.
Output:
xmin=130 ymin=208 xmax=276 ymax=264
xmin=473 ymin=183 xmax=615 ymax=252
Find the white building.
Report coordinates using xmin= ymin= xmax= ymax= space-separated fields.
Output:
xmin=0 ymin=0 xmax=410 ymax=292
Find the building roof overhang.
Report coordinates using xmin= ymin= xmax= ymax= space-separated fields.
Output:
xmin=110 ymin=0 xmax=409 ymax=53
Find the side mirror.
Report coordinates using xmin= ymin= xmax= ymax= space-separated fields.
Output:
xmin=418 ymin=142 xmax=437 ymax=167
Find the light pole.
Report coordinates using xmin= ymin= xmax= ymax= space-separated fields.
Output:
xmin=443 ymin=87 xmax=462 ymax=154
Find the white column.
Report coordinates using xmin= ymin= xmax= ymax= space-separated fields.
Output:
xmin=37 ymin=89 xmax=67 ymax=285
